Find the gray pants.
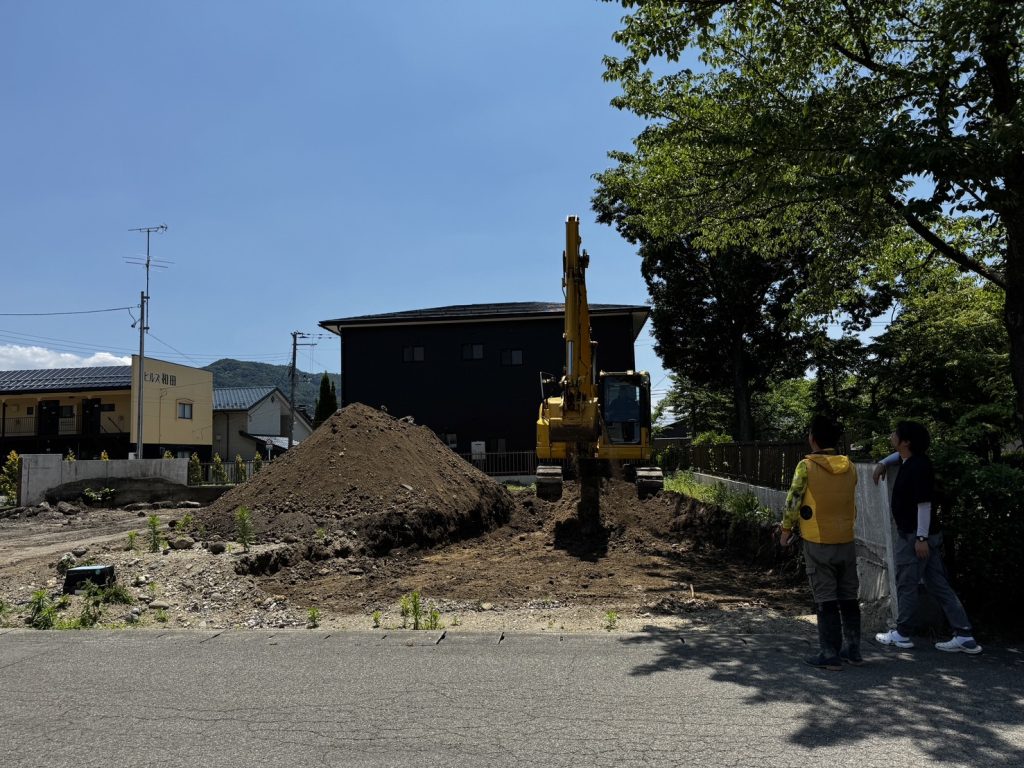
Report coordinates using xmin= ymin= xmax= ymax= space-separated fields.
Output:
xmin=803 ymin=540 xmax=859 ymax=604
xmin=894 ymin=532 xmax=973 ymax=637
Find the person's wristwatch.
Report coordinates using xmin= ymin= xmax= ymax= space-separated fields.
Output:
xmin=916 ymin=536 xmax=928 ymax=542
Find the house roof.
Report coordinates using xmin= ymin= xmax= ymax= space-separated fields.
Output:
xmin=0 ymin=365 xmax=133 ymax=395
xmin=213 ymin=386 xmax=277 ymax=411
xmin=243 ymin=433 xmax=295 ymax=451
xmin=319 ymin=301 xmax=651 ymax=340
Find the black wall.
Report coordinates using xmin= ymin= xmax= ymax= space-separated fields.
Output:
xmin=341 ymin=316 xmax=640 ymax=453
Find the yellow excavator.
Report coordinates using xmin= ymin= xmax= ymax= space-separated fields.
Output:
xmin=535 ymin=216 xmax=664 ymax=527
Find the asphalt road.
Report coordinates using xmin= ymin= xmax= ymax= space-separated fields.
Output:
xmin=2 ymin=627 xmax=1022 ymax=767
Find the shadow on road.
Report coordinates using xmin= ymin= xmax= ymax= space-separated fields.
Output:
xmin=621 ymin=625 xmax=1024 ymax=764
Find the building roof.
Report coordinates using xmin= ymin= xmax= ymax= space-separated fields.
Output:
xmin=213 ymin=386 xmax=277 ymax=411
xmin=320 ymin=302 xmax=651 ymax=340
xmin=244 ymin=433 xmax=295 ymax=451
xmin=0 ymin=366 xmax=132 ymax=395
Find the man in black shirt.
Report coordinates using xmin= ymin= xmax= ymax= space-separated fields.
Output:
xmin=873 ymin=421 xmax=982 ymax=654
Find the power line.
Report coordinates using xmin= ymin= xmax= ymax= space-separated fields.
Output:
xmin=0 ymin=306 xmax=133 ymax=317
xmin=146 ymin=332 xmax=205 ymax=368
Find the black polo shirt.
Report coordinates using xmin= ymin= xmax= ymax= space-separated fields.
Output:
xmin=890 ymin=453 xmax=941 ymax=535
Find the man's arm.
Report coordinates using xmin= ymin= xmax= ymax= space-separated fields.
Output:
xmin=780 ymin=460 xmax=808 ymax=545
xmin=872 ymin=451 xmax=901 ymax=485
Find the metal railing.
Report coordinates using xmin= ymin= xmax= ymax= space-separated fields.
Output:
xmin=190 ymin=459 xmax=265 ymax=485
xmin=458 ymin=450 xmax=538 ymax=477
xmin=0 ymin=416 xmax=129 ymax=438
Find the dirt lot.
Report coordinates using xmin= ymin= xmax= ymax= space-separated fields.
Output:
xmin=0 ymin=405 xmax=812 ymax=635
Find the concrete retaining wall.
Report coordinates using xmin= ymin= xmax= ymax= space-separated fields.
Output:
xmin=20 ymin=455 xmax=189 ymax=506
xmin=689 ymin=464 xmax=898 ymax=628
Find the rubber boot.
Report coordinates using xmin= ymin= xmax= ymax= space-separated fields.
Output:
xmin=806 ymin=601 xmax=843 ymax=671
xmin=839 ymin=599 xmax=863 ymax=665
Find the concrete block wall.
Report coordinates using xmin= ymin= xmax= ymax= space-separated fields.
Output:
xmin=689 ymin=464 xmax=898 ymax=627
xmin=19 ymin=455 xmax=189 ymax=506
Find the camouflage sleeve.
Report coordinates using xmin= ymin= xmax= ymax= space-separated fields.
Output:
xmin=782 ymin=460 xmax=808 ymax=531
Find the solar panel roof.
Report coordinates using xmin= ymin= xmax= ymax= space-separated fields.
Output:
xmin=0 ymin=366 xmax=133 ymax=395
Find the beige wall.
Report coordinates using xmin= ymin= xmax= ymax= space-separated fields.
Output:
xmin=130 ymin=356 xmax=213 ymax=449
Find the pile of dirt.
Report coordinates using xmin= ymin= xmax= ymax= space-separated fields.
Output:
xmin=198 ymin=404 xmax=513 ymax=555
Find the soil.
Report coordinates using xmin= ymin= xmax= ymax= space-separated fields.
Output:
xmin=0 ymin=404 xmax=812 ymax=636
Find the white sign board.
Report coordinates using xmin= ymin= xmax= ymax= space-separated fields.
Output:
xmin=470 ymin=441 xmax=486 ymax=460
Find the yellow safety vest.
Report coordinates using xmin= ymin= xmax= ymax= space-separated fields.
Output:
xmin=799 ymin=453 xmax=857 ymax=544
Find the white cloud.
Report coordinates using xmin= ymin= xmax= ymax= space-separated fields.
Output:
xmin=0 ymin=345 xmax=131 ymax=370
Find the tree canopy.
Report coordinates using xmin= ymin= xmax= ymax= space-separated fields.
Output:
xmin=599 ymin=0 xmax=1024 ymax=434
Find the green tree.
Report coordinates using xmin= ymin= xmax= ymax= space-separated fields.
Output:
xmin=188 ymin=453 xmax=203 ymax=485
xmin=313 ymin=372 xmax=338 ymax=428
xmin=601 ymin=0 xmax=1024 ymax=436
xmin=211 ymin=453 xmax=227 ymax=485
xmin=234 ymin=454 xmax=247 ymax=484
xmin=0 ymin=451 xmax=20 ymax=503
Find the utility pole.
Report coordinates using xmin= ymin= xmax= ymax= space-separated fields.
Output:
xmin=288 ymin=331 xmax=314 ymax=449
xmin=127 ymin=224 xmax=168 ymax=459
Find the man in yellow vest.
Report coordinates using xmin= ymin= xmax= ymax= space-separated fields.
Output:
xmin=780 ymin=414 xmax=860 ymax=670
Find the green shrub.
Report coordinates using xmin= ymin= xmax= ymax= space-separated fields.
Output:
xmin=253 ymin=452 xmax=263 ymax=474
xmin=235 ymin=506 xmax=253 ymax=552
xmin=372 ymin=610 xmax=382 ymax=628
xmin=126 ymin=531 xmax=138 ymax=551
xmin=234 ymin=454 xmax=247 ymax=484
xmin=0 ymin=450 xmax=21 ymax=503
xmin=188 ymin=453 xmax=203 ymax=485
xmin=163 ymin=450 xmax=173 ymax=460
xmin=307 ymin=607 xmax=321 ymax=628
xmin=211 ymin=453 xmax=227 ymax=484
xmin=147 ymin=514 xmax=162 ymax=552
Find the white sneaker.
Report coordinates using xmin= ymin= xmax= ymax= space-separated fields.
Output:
xmin=875 ymin=630 xmax=914 ymax=648
xmin=935 ymin=636 xmax=982 ymax=654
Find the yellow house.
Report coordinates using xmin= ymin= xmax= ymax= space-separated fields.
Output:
xmin=0 ymin=356 xmax=213 ymax=460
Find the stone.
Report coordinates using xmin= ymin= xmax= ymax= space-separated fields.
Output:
xmin=207 ymin=541 xmax=226 ymax=555
xmin=57 ymin=502 xmax=80 ymax=516
xmin=56 ymin=553 xmax=76 ymax=575
xmin=180 ymin=501 xmax=201 ymax=508
xmin=170 ymin=536 xmax=195 ymax=550
xmin=71 ymin=546 xmax=88 ymax=557
xmin=125 ymin=502 xmax=153 ymax=512
xmin=149 ymin=600 xmax=170 ymax=610
xmin=480 ymin=602 xmax=494 ymax=611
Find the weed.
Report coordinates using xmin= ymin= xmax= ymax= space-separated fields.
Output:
xmin=0 ymin=450 xmax=20 ymax=504
xmin=175 ymin=512 xmax=196 ymax=534
xmin=372 ymin=610 xmax=382 ymax=628
xmin=425 ymin=607 xmax=443 ymax=631
xmin=29 ymin=590 xmax=57 ymax=629
xmin=82 ymin=487 xmax=115 ymax=505
xmin=147 ymin=514 xmax=161 ymax=552
xmin=101 ymin=583 xmax=134 ymax=605
xmin=162 ymin=450 xmax=173 ymax=460
xmin=155 ymin=609 xmax=168 ymax=623
xmin=253 ymin=451 xmax=263 ymax=474
xmin=126 ymin=530 xmax=138 ymax=551
xmin=399 ymin=594 xmax=412 ymax=628
xmin=0 ymin=598 xmax=11 ymax=626
xmin=410 ymin=592 xmax=423 ymax=630
xmin=64 ymin=449 xmax=76 ymax=462
xmin=315 ymin=527 xmax=327 ymax=544
xmin=77 ymin=583 xmax=104 ymax=628
xmin=147 ymin=581 xmax=158 ymax=597
xmin=604 ymin=611 xmax=619 ymax=631
xmin=235 ymin=506 xmax=253 ymax=552
xmin=100 ymin=450 xmax=110 ymax=461
xmin=451 ymin=615 xmax=461 ymax=627
xmin=307 ymin=607 xmax=321 ymax=628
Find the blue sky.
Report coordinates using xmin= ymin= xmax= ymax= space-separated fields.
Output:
xmin=0 ymin=1 xmax=672 ymax=398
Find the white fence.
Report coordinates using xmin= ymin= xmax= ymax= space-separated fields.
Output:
xmin=688 ymin=464 xmax=899 ymax=628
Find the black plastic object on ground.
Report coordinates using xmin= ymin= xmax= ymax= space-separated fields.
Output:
xmin=62 ymin=565 xmax=115 ymax=594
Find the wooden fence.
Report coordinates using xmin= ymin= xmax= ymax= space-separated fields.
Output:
xmin=660 ymin=441 xmax=809 ymax=490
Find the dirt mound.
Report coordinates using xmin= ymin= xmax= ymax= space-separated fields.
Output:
xmin=198 ymin=403 xmax=513 ymax=555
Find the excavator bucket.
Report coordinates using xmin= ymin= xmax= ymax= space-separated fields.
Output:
xmin=635 ymin=466 xmax=664 ymax=500
xmin=536 ymin=465 xmax=563 ymax=501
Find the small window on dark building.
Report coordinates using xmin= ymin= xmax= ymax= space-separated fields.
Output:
xmin=501 ymin=349 xmax=523 ymax=366
xmin=100 ymin=403 xmax=115 ymax=412
xmin=461 ymin=343 xmax=484 ymax=360
xmin=26 ymin=406 xmax=34 ymax=416
xmin=403 ymin=346 xmax=425 ymax=363
xmin=60 ymin=405 xmax=74 ymax=418
xmin=177 ymin=401 xmax=193 ymax=420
